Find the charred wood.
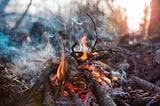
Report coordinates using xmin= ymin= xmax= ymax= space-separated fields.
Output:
xmin=66 ymin=87 xmax=85 ymax=106
xmin=89 ymin=77 xmax=117 ymax=106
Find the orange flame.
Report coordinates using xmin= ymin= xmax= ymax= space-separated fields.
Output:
xmin=57 ymin=36 xmax=65 ymax=80
xmin=80 ymin=35 xmax=88 ymax=61
xmin=84 ymin=64 xmax=111 ymax=83
xmin=93 ymin=71 xmax=111 ymax=83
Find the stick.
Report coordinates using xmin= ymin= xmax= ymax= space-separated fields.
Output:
xmin=87 ymin=13 xmax=98 ymax=52
xmin=66 ymin=87 xmax=85 ymax=106
xmin=89 ymin=77 xmax=117 ymax=106
xmin=130 ymin=75 xmax=160 ymax=93
xmin=11 ymin=60 xmax=58 ymax=106
xmin=54 ymin=79 xmax=63 ymax=100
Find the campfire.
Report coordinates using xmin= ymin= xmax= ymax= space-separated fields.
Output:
xmin=1 ymin=31 xmax=159 ymax=106
xmin=1 ymin=0 xmax=160 ymax=106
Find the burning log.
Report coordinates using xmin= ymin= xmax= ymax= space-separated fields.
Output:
xmin=10 ymin=59 xmax=58 ymax=106
xmin=130 ymin=75 xmax=160 ymax=93
xmin=89 ymin=77 xmax=117 ymax=106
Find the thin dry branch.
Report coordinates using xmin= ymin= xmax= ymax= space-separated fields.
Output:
xmin=87 ymin=13 xmax=98 ymax=52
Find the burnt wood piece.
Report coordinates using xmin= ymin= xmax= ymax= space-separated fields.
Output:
xmin=10 ymin=60 xmax=58 ymax=106
xmin=90 ymin=78 xmax=117 ymax=106
xmin=66 ymin=87 xmax=85 ymax=106
xmin=130 ymin=75 xmax=160 ymax=93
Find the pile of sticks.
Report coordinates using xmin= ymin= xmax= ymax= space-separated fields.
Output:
xmin=7 ymin=48 xmax=160 ymax=106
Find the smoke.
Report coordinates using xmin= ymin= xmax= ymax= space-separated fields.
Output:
xmin=0 ymin=0 xmax=120 ymax=76
xmin=0 ymin=31 xmax=56 ymax=76
xmin=0 ymin=32 xmax=18 ymax=55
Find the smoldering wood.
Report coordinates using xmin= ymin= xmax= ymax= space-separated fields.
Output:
xmin=10 ymin=60 xmax=58 ymax=106
xmin=66 ymin=87 xmax=85 ymax=106
xmin=130 ymin=75 xmax=160 ymax=93
xmin=89 ymin=77 xmax=117 ymax=106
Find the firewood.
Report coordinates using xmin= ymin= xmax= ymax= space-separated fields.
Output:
xmin=10 ymin=59 xmax=58 ymax=106
xmin=90 ymin=77 xmax=117 ymax=106
xmin=130 ymin=75 xmax=160 ymax=93
xmin=66 ymin=87 xmax=85 ymax=106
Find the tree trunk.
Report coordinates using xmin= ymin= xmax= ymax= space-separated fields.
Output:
xmin=148 ymin=0 xmax=160 ymax=34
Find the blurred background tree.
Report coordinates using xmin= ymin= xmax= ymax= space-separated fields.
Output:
xmin=149 ymin=0 xmax=160 ymax=35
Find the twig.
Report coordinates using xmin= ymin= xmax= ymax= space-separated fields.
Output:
xmin=12 ymin=77 xmax=29 ymax=90
xmin=87 ymin=13 xmax=98 ymax=52
xmin=54 ymin=79 xmax=63 ymax=100
xmin=71 ymin=42 xmax=79 ymax=53
xmin=89 ymin=76 xmax=117 ymax=106
xmin=87 ymin=14 xmax=97 ymax=35
xmin=130 ymin=75 xmax=160 ymax=93
xmin=11 ymin=0 xmax=32 ymax=31
xmin=65 ymin=87 xmax=85 ymax=106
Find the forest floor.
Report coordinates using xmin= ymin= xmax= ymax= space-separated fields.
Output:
xmin=0 ymin=32 xmax=160 ymax=106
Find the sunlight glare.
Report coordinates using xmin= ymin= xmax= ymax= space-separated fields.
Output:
xmin=116 ymin=0 xmax=151 ymax=32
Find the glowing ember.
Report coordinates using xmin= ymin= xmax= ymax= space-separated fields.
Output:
xmin=84 ymin=64 xmax=95 ymax=71
xmin=116 ymin=0 xmax=151 ymax=32
xmin=112 ymin=77 xmax=118 ymax=81
xmin=80 ymin=35 xmax=88 ymax=61
xmin=64 ymin=91 xmax=69 ymax=96
xmin=92 ymin=52 xmax=98 ymax=56
xmin=56 ymin=36 xmax=65 ymax=80
xmin=66 ymin=82 xmax=79 ymax=93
